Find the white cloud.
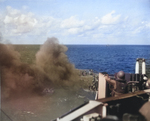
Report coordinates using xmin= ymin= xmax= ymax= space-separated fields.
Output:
xmin=1 ymin=7 xmax=124 ymax=42
xmin=60 ymin=16 xmax=88 ymax=35
xmin=6 ymin=6 xmax=20 ymax=16
xmin=60 ymin=12 xmax=122 ymax=36
xmin=3 ymin=6 xmax=37 ymax=34
xmin=1 ymin=5 xmax=150 ymax=44
xmin=61 ymin=16 xmax=84 ymax=29
xmin=101 ymin=10 xmax=121 ymax=24
xmin=146 ymin=22 xmax=150 ymax=28
xmin=68 ymin=28 xmax=81 ymax=34
xmin=3 ymin=15 xmax=13 ymax=24
xmin=133 ymin=28 xmax=141 ymax=34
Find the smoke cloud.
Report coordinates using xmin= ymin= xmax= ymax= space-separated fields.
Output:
xmin=0 ymin=44 xmax=52 ymax=100
xmin=36 ymin=37 xmax=79 ymax=88
xmin=0 ymin=37 xmax=79 ymax=100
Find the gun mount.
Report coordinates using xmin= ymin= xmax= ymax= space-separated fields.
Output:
xmin=54 ymin=58 xmax=150 ymax=121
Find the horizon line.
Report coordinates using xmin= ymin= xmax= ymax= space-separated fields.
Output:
xmin=12 ymin=43 xmax=150 ymax=46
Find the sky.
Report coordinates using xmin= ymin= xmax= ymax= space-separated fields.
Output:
xmin=0 ymin=0 xmax=150 ymax=45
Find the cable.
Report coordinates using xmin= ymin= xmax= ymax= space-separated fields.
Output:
xmin=0 ymin=109 xmax=13 ymax=121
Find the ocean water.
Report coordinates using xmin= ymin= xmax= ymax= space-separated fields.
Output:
xmin=66 ymin=45 xmax=150 ymax=76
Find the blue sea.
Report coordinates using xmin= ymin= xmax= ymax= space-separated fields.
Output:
xmin=66 ymin=45 xmax=150 ymax=76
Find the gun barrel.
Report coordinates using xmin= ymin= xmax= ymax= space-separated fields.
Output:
xmin=135 ymin=60 xmax=139 ymax=74
xmin=135 ymin=58 xmax=146 ymax=75
xmin=142 ymin=59 xmax=146 ymax=75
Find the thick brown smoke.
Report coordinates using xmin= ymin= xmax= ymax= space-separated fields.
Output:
xmin=36 ymin=37 xmax=79 ymax=88
xmin=0 ymin=37 xmax=79 ymax=100
xmin=0 ymin=44 xmax=20 ymax=67
xmin=0 ymin=44 xmax=52 ymax=100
